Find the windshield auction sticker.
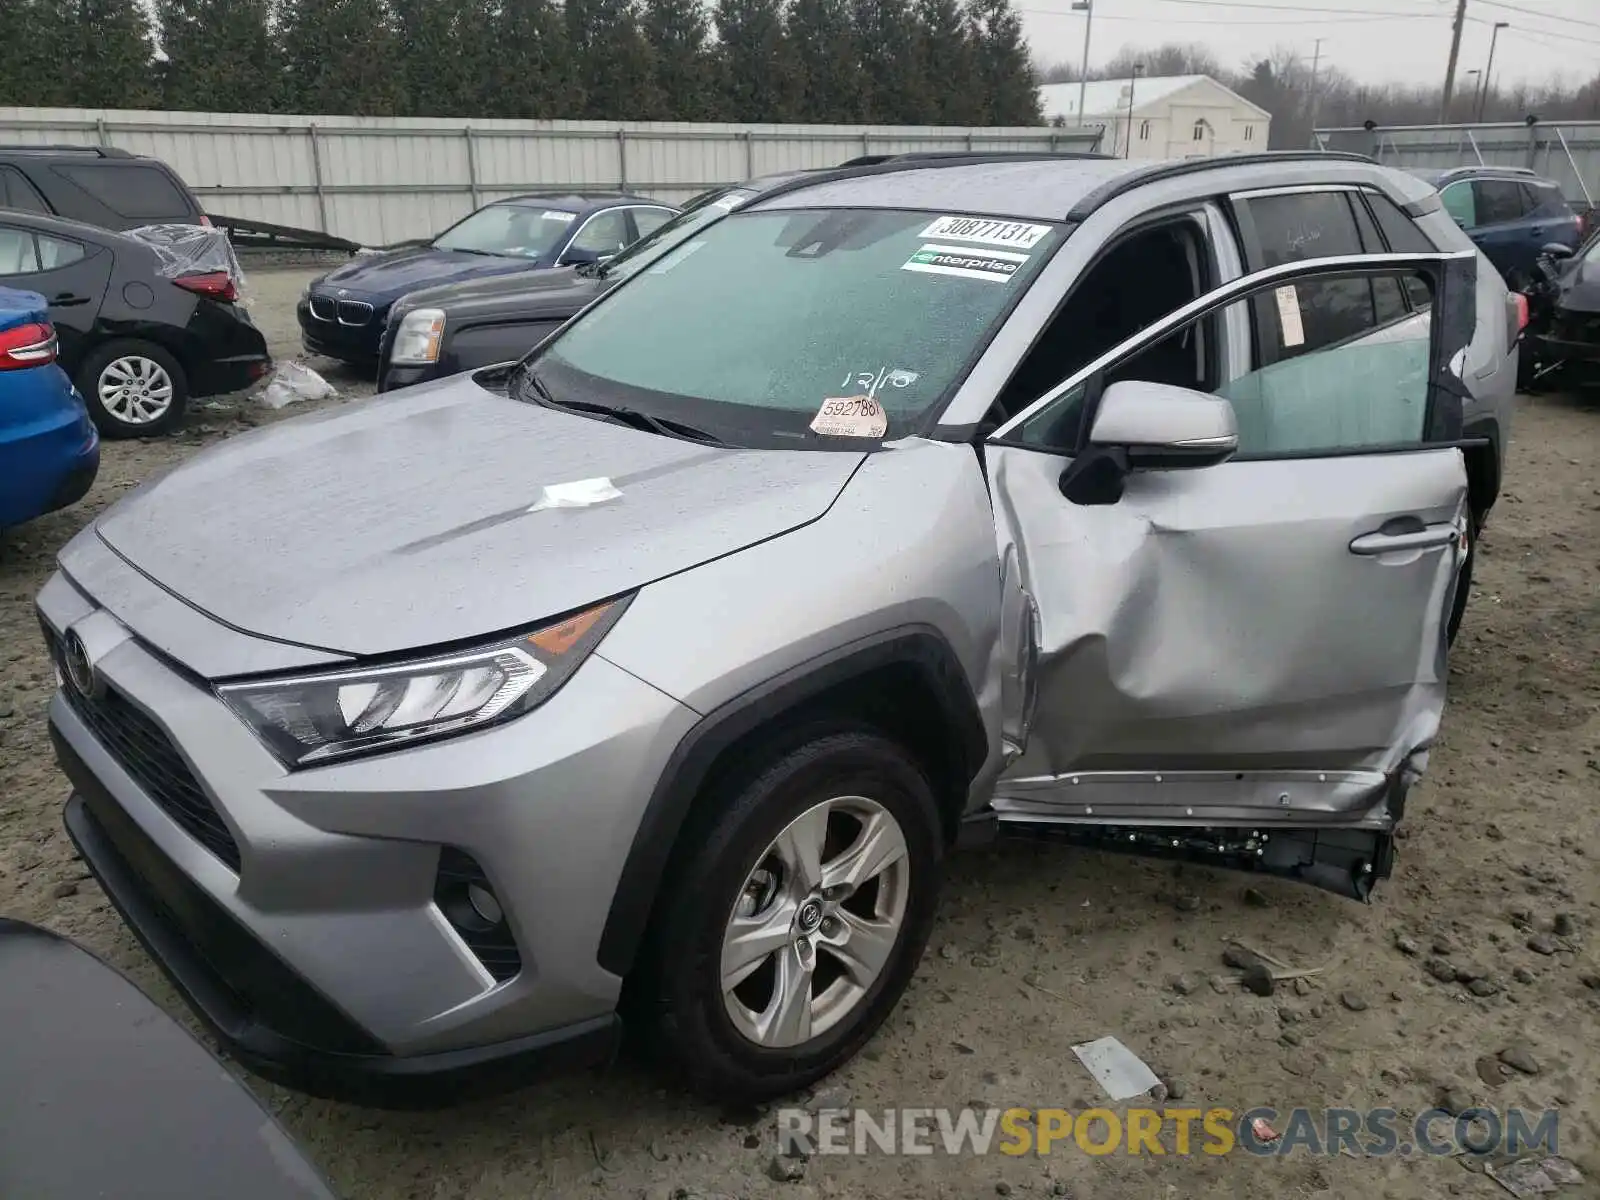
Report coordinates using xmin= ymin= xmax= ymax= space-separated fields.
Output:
xmin=902 ymin=244 xmax=1028 ymax=283
xmin=542 ymin=210 xmax=578 ymax=222
xmin=918 ymin=216 xmax=1052 ymax=249
xmin=812 ymin=394 xmax=889 ymax=438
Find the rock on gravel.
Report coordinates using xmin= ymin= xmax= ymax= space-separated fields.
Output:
xmin=1499 ymin=1044 xmax=1541 ymax=1075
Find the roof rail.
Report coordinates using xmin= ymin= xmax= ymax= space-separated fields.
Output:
xmin=1434 ymin=164 xmax=1538 ymax=179
xmin=1065 ymin=149 xmax=1378 ymax=220
xmin=0 ymin=144 xmax=133 ymax=158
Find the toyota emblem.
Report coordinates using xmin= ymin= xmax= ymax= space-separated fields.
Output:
xmin=61 ymin=631 xmax=97 ymax=699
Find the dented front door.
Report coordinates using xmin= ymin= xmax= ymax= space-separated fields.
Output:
xmin=980 ymin=253 xmax=1478 ymax=894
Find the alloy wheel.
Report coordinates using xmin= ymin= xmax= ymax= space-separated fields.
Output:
xmin=720 ymin=795 xmax=911 ymax=1048
xmin=98 ymin=356 xmax=175 ymax=425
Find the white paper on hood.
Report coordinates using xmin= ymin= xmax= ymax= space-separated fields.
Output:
xmin=527 ymin=477 xmax=622 ymax=512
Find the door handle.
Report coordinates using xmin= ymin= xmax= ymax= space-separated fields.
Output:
xmin=51 ymin=293 xmax=90 ymax=306
xmin=1349 ymin=526 xmax=1458 ymax=556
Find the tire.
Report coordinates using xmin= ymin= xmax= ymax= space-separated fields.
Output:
xmin=1447 ymin=515 xmax=1476 ymax=646
xmin=638 ymin=729 xmax=944 ymax=1102
xmin=76 ymin=340 xmax=188 ymax=438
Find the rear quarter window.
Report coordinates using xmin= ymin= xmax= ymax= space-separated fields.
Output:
xmin=0 ymin=165 xmax=51 ymax=213
xmin=52 ymin=163 xmax=195 ymax=221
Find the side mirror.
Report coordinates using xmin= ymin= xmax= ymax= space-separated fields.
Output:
xmin=559 ymin=246 xmax=604 ymax=267
xmin=1060 ymin=381 xmax=1238 ymax=505
xmin=1541 ymin=242 xmax=1575 ymax=261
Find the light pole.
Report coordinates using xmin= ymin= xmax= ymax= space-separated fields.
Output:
xmin=1465 ymin=69 xmax=1481 ymax=121
xmin=1478 ymin=22 xmax=1509 ymax=122
xmin=1072 ymin=0 xmax=1093 ymax=128
xmin=1124 ymin=63 xmax=1144 ymax=159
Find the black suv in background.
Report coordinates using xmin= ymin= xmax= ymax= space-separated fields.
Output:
xmin=0 ymin=145 xmax=207 ymax=231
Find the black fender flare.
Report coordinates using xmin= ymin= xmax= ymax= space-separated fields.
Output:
xmin=595 ymin=626 xmax=988 ymax=978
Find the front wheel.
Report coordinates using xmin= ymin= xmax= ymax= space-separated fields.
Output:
xmin=641 ymin=731 xmax=943 ymax=1102
xmin=76 ymin=340 xmax=188 ymax=438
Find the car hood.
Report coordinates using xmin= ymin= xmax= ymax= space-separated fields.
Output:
xmin=91 ymin=376 xmax=865 ymax=660
xmin=317 ymin=247 xmax=541 ymax=303
xmin=395 ymin=264 xmax=605 ymax=323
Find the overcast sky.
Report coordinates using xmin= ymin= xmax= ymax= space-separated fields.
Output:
xmin=1021 ymin=0 xmax=1600 ymax=89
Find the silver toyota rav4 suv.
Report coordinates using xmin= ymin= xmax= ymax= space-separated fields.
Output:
xmin=41 ymin=152 xmax=1516 ymax=1105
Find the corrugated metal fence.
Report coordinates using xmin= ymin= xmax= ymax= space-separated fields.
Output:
xmin=1314 ymin=120 xmax=1600 ymax=211
xmin=0 ymin=107 xmax=1103 ymax=244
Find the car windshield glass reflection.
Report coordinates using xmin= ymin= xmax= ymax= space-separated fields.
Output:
xmin=433 ymin=204 xmax=576 ymax=259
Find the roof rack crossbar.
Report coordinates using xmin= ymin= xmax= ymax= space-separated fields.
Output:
xmin=0 ymin=144 xmax=132 ymax=158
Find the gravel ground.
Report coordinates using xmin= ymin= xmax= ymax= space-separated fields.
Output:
xmin=2 ymin=266 xmax=1599 ymax=1200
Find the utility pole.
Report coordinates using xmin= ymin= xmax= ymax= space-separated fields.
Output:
xmin=1073 ymin=0 xmax=1094 ymax=127
xmin=1439 ymin=0 xmax=1469 ymax=122
xmin=1477 ymin=21 xmax=1508 ymax=122
xmin=1307 ymin=38 xmax=1326 ymax=132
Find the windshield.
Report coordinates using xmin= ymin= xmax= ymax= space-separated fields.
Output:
xmin=529 ymin=207 xmax=1064 ymax=448
xmin=433 ymin=203 xmax=576 ymax=258
xmin=600 ymin=188 xmax=753 ymax=282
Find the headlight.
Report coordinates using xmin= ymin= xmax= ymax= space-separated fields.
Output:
xmin=218 ymin=597 xmax=630 ymax=767
xmin=389 ymin=307 xmax=446 ymax=365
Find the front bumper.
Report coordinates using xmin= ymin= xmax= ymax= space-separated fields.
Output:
xmin=298 ymin=297 xmax=384 ymax=365
xmin=41 ymin=581 xmax=698 ymax=1104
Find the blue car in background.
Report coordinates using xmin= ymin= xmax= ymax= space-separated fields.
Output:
xmin=0 ymin=286 xmax=99 ymax=534
xmin=1409 ymin=166 xmax=1586 ymax=287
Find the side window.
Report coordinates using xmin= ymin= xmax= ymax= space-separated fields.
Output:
xmin=0 ymin=227 xmax=40 ymax=275
xmin=1238 ymin=191 xmax=1375 ymax=357
xmin=1528 ymin=182 xmax=1569 ymax=218
xmin=1439 ymin=181 xmax=1476 ymax=228
xmin=1012 ymin=268 xmax=1435 ymax=458
xmin=0 ymin=166 xmax=50 ymax=213
xmin=1366 ymin=192 xmax=1435 ymax=253
xmin=36 ymin=234 xmax=86 ymax=269
xmin=52 ymin=163 xmax=192 ymax=220
xmin=1473 ymin=179 xmax=1527 ymax=225
xmin=632 ymin=208 xmax=674 ymax=239
xmin=568 ymin=210 xmax=631 ymax=255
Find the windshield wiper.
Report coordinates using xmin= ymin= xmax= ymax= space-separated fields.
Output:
xmin=528 ymin=389 xmax=723 ymax=446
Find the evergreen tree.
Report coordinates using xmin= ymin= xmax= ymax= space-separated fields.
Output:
xmin=487 ymin=0 xmax=575 ymax=118
xmin=643 ymin=0 xmax=716 ymax=121
xmin=850 ymin=0 xmax=927 ymax=123
xmin=714 ymin=0 xmax=799 ymax=122
xmin=785 ymin=0 xmax=861 ymax=123
xmin=913 ymin=0 xmax=980 ymax=124
xmin=565 ymin=0 xmax=663 ymax=119
xmin=967 ymin=0 xmax=1040 ymax=125
xmin=391 ymin=0 xmax=497 ymax=117
xmin=54 ymin=0 xmax=162 ymax=109
xmin=0 ymin=0 xmax=72 ymax=106
xmin=158 ymin=0 xmax=279 ymax=111
xmin=278 ymin=0 xmax=402 ymax=115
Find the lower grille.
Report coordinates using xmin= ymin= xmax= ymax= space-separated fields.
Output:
xmin=44 ymin=626 xmax=241 ymax=872
xmin=434 ymin=848 xmax=522 ymax=983
xmin=336 ymin=299 xmax=374 ymax=326
xmin=307 ymin=295 xmax=335 ymax=321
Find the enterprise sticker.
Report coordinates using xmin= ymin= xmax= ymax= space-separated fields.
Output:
xmin=918 ymin=215 xmax=1051 ymax=249
xmin=542 ymin=210 xmax=578 ymax=222
xmin=901 ymin=244 xmax=1028 ymax=283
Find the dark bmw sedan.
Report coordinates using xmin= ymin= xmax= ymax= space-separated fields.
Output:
xmin=298 ymin=192 xmax=678 ymax=369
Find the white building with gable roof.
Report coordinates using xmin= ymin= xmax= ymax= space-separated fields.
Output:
xmin=1038 ymin=74 xmax=1272 ymax=160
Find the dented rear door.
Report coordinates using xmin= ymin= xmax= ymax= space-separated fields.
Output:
xmin=980 ymin=251 xmax=1477 ymax=897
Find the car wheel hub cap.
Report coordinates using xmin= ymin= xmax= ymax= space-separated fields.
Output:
xmin=720 ymin=795 xmax=911 ymax=1049
xmin=99 ymin=356 xmax=174 ymax=424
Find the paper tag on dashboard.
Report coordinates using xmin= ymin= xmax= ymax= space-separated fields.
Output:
xmin=1274 ymin=285 xmax=1306 ymax=348
xmin=811 ymin=394 xmax=888 ymax=438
